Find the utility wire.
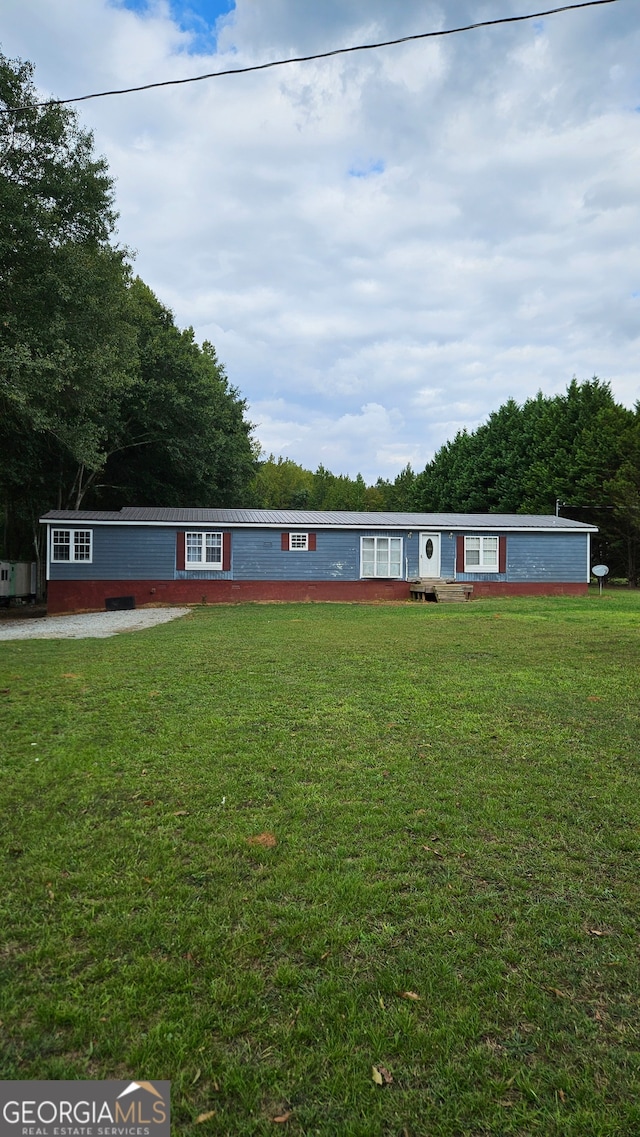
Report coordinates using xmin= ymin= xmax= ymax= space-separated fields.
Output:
xmin=7 ymin=0 xmax=621 ymax=111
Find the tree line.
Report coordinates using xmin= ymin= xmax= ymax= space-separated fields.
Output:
xmin=251 ymin=380 xmax=640 ymax=583
xmin=2 ymin=52 xmax=638 ymax=584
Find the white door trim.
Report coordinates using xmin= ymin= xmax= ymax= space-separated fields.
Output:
xmin=419 ymin=532 xmax=441 ymax=578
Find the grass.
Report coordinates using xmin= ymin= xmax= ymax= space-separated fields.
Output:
xmin=0 ymin=592 xmax=639 ymax=1136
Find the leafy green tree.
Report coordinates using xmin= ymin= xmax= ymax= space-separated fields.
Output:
xmin=412 ymin=379 xmax=639 ymax=580
xmin=0 ymin=53 xmax=257 ymax=563
xmin=0 ymin=51 xmax=135 ymax=557
xmin=250 ymin=455 xmax=314 ymax=509
xmin=375 ymin=464 xmax=418 ymax=511
xmin=93 ymin=280 xmax=256 ymax=508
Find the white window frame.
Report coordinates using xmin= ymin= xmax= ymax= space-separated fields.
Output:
xmin=288 ymin=532 xmax=309 ymax=551
xmin=464 ymin=535 xmax=499 ymax=572
xmin=360 ymin=535 xmax=403 ymax=579
xmin=184 ymin=531 xmax=223 ymax=570
xmin=51 ymin=528 xmax=93 ymax=564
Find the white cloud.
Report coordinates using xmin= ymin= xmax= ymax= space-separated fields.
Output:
xmin=3 ymin=0 xmax=640 ymax=482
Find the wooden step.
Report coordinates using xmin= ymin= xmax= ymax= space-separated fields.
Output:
xmin=434 ymin=583 xmax=473 ymax=602
xmin=409 ymin=579 xmax=473 ymax=602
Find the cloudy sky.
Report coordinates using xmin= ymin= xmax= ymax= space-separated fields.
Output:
xmin=3 ymin=0 xmax=639 ymax=481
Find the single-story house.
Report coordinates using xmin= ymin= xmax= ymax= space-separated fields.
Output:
xmin=40 ymin=507 xmax=598 ymax=614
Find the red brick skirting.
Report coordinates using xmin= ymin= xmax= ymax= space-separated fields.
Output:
xmin=46 ymin=578 xmax=413 ymax=613
xmin=468 ymin=581 xmax=588 ymax=598
xmin=46 ymin=578 xmax=589 ymax=614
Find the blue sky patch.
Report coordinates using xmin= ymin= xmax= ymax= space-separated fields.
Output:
xmin=348 ymin=159 xmax=385 ymax=179
xmin=117 ymin=0 xmax=235 ymax=52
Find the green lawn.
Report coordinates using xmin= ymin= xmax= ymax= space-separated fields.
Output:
xmin=1 ymin=594 xmax=639 ymax=1136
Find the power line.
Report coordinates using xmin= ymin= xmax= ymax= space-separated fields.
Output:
xmin=7 ymin=0 xmax=621 ymax=111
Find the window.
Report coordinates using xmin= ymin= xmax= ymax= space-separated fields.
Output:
xmin=361 ymin=536 xmax=403 ymax=578
xmin=51 ymin=529 xmax=93 ymax=563
xmin=281 ymin=532 xmax=316 ymax=551
xmin=185 ymin=531 xmax=223 ymax=569
xmin=289 ymin=532 xmax=309 ymax=550
xmin=465 ymin=535 xmax=498 ymax=571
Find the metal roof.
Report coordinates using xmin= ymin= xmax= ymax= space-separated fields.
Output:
xmin=39 ymin=507 xmax=597 ymax=531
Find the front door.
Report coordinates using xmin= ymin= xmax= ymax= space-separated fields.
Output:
xmin=419 ymin=532 xmax=441 ymax=578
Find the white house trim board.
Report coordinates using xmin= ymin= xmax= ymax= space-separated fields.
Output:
xmin=587 ymin=532 xmax=591 ymax=582
xmin=40 ymin=519 xmax=599 ymax=533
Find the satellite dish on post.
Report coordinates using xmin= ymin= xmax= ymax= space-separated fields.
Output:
xmin=591 ymin=564 xmax=609 ymax=595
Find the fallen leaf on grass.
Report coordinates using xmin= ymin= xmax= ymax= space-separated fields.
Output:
xmin=272 ymin=1111 xmax=292 ymax=1123
xmin=548 ymin=987 xmax=569 ymax=999
xmin=247 ymin=832 xmax=277 ymax=848
xmin=558 ymin=1089 xmax=567 ymax=1103
xmin=587 ymin=696 xmax=601 ymax=701
xmin=422 ymin=844 xmax=444 ymax=858
xmin=195 ymin=1111 xmax=216 ymax=1123
xmin=191 ymin=1069 xmax=201 ymax=1085
xmin=372 ymin=1065 xmax=393 ymax=1086
xmin=588 ymin=928 xmax=610 ymax=937
xmin=400 ymin=991 xmax=421 ymax=1001
xmin=174 ymin=809 xmax=188 ymax=816
xmin=62 ymin=673 xmax=81 ymax=679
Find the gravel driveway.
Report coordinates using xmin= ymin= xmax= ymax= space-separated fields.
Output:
xmin=0 ymin=607 xmax=191 ymax=640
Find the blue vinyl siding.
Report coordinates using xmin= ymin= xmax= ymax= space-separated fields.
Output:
xmin=48 ymin=524 xmax=589 ymax=585
xmin=233 ymin=528 xmax=355 ymax=580
xmin=506 ymin=532 xmax=588 ymax=582
xmin=456 ymin=532 xmax=588 ymax=583
xmin=232 ymin=528 xmax=404 ymax=581
xmin=440 ymin=535 xmax=456 ymax=578
xmin=48 ymin=526 xmax=176 ymax=581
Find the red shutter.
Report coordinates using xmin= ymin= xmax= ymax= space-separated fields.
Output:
xmin=281 ymin=532 xmax=289 ymax=551
xmin=308 ymin=532 xmax=316 ymax=551
xmin=456 ymin=535 xmax=465 ymax=575
xmin=176 ymin=531 xmax=185 ymax=571
xmin=499 ymin=535 xmax=507 ymax=574
xmin=223 ymin=532 xmax=232 ymax=571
